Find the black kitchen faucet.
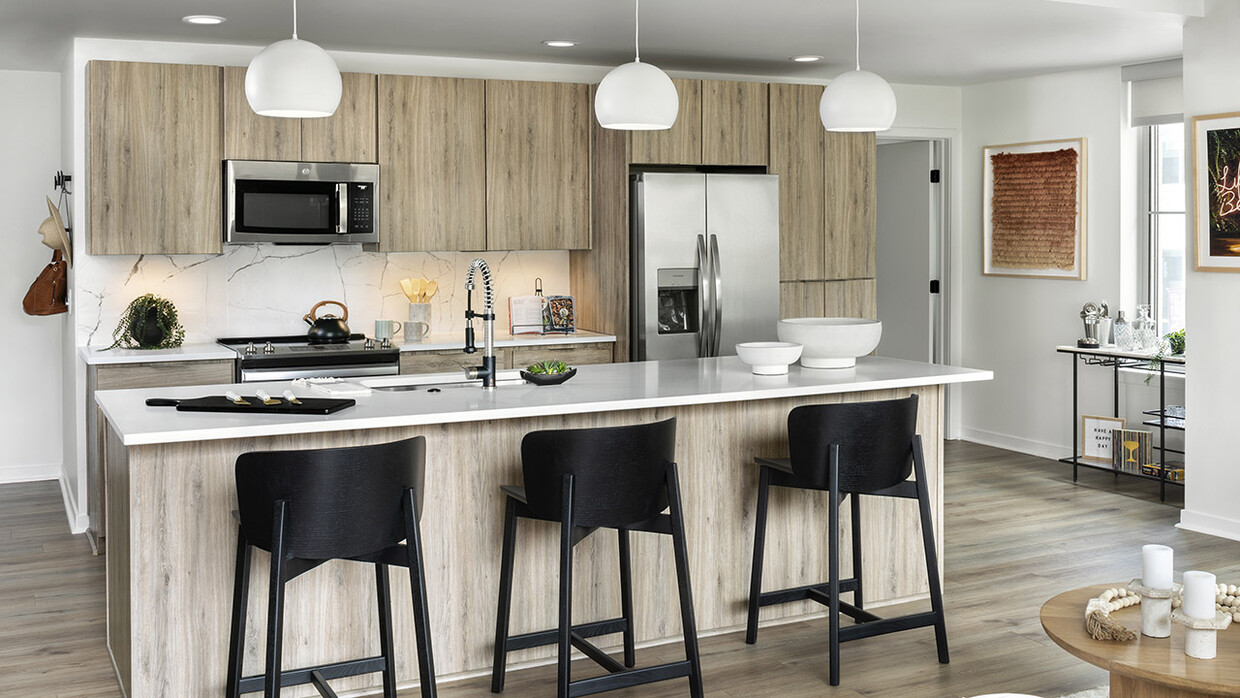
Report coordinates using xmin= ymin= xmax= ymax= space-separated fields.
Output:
xmin=463 ymin=258 xmax=497 ymax=388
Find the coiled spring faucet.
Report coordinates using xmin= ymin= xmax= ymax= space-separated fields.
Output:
xmin=463 ymin=258 xmax=496 ymax=388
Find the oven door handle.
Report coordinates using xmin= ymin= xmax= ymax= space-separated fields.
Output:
xmin=240 ymin=363 xmax=399 ymax=382
xmin=336 ymin=183 xmax=349 ymax=234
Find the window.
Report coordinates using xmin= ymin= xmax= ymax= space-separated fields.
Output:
xmin=1140 ymin=122 xmax=1186 ymax=335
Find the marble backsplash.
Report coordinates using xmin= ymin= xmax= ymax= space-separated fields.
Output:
xmin=74 ymin=244 xmax=571 ymax=347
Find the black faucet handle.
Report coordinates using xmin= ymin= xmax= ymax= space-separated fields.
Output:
xmin=464 ymin=325 xmax=477 ymax=353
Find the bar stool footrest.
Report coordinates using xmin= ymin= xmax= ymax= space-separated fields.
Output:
xmin=757 ymin=579 xmax=860 ymax=608
xmin=237 ymin=656 xmax=387 ymax=695
xmin=568 ymin=660 xmax=693 ymax=698
xmin=838 ymin=611 xmax=941 ymax=643
xmin=505 ymin=617 xmax=628 ymax=652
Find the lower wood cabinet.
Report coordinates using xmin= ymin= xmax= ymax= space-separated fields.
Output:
xmin=86 ymin=359 xmax=234 ymax=550
xmin=511 ymin=342 xmax=613 ymax=368
xmin=400 ymin=341 xmax=614 ymax=375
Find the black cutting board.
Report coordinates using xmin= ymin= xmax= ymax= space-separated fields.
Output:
xmin=145 ymin=396 xmax=355 ymax=415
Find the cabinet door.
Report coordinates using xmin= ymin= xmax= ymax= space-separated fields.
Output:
xmin=702 ymin=80 xmax=768 ymax=166
xmin=379 ymin=75 xmax=486 ymax=252
xmin=768 ymin=83 xmax=825 ymax=281
xmin=89 ymin=61 xmax=222 ymax=255
xmin=824 ymin=131 xmax=876 ymax=279
xmin=302 ymin=72 xmax=378 ymax=163
xmin=222 ymin=66 xmax=302 ymax=161
xmin=511 ymin=342 xmax=613 ymax=368
xmin=628 ymin=78 xmax=702 ymax=165
xmin=486 ymin=80 xmax=591 ymax=250
xmin=399 ymin=350 xmax=478 ymax=375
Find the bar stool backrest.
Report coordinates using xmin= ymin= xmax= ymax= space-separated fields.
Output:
xmin=787 ymin=395 xmax=918 ymax=493
xmin=235 ymin=437 xmax=426 ymax=560
xmin=521 ymin=418 xmax=677 ymax=528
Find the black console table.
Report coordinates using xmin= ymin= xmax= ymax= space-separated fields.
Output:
xmin=1056 ymin=345 xmax=1185 ymax=501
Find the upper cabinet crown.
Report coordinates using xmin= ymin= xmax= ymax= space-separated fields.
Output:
xmin=223 ymin=67 xmax=377 ymax=163
xmin=629 ymin=79 xmax=768 ymax=167
xmin=88 ymin=60 xmax=223 ymax=255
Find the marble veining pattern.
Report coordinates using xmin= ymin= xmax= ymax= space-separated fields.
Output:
xmin=75 ymin=244 xmax=570 ymax=346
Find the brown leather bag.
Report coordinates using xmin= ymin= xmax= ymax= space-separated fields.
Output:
xmin=23 ymin=249 xmax=68 ymax=316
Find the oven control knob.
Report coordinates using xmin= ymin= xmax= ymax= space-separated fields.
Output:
xmin=364 ymin=338 xmax=375 ymax=350
xmin=263 ymin=342 xmax=275 ymax=354
xmin=244 ymin=342 xmax=256 ymax=355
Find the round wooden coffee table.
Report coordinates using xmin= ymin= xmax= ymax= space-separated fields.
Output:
xmin=1041 ymin=584 xmax=1240 ymax=697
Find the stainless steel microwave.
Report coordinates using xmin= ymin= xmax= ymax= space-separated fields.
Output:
xmin=224 ymin=160 xmax=379 ymax=245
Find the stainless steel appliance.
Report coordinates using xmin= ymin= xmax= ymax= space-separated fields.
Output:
xmin=631 ymin=172 xmax=780 ymax=361
xmin=224 ymin=160 xmax=378 ymax=245
xmin=218 ymin=334 xmax=399 ymax=382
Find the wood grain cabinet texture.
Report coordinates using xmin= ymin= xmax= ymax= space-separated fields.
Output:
xmin=86 ymin=359 xmax=234 ymax=548
xmin=399 ymin=342 xmax=614 ymax=375
xmin=824 ymin=130 xmax=877 ymax=280
xmin=510 ymin=341 xmax=613 ymax=368
xmin=88 ymin=60 xmax=222 ymax=255
xmin=485 ymin=80 xmax=591 ymax=251
xmin=379 ymin=75 xmax=487 ymax=252
xmin=628 ymin=78 xmax=703 ymax=165
xmin=768 ymin=82 xmax=826 ymax=282
xmin=701 ymin=80 xmax=769 ymax=166
xmin=223 ymin=68 xmax=378 ymax=163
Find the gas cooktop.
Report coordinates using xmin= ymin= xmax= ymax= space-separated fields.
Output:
xmin=217 ymin=334 xmax=401 ymax=381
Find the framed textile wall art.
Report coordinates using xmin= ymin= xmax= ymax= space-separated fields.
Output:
xmin=1192 ymin=111 xmax=1240 ymax=272
xmin=983 ymin=138 xmax=1087 ymax=279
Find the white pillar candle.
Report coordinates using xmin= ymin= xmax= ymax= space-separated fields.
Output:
xmin=1142 ymin=544 xmax=1173 ymax=589
xmin=1183 ymin=570 xmax=1217 ymax=620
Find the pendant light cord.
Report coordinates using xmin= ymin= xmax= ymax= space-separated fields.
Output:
xmin=292 ymin=0 xmax=299 ymax=40
xmin=853 ymin=0 xmax=860 ymax=70
xmin=634 ymin=0 xmax=642 ymax=63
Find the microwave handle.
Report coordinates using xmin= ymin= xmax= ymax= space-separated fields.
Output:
xmin=336 ymin=183 xmax=348 ymax=234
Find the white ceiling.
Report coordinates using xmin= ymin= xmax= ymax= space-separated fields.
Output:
xmin=0 ymin=0 xmax=1199 ymax=85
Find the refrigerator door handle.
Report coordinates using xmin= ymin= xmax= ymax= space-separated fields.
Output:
xmin=710 ymin=233 xmax=723 ymax=356
xmin=696 ymin=234 xmax=712 ymax=357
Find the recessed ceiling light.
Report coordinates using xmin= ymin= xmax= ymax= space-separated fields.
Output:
xmin=790 ymin=55 xmax=823 ymax=63
xmin=542 ymin=40 xmax=579 ymax=48
xmin=182 ymin=15 xmax=226 ymax=25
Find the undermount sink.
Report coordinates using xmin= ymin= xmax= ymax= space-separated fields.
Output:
xmin=363 ymin=370 xmax=526 ymax=392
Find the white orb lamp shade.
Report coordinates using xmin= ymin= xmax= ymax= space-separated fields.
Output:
xmin=594 ymin=61 xmax=679 ymax=130
xmin=819 ymin=69 xmax=896 ymax=132
xmin=245 ymin=38 xmax=342 ymax=118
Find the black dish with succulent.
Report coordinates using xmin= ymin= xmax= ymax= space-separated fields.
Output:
xmin=520 ymin=360 xmax=577 ymax=386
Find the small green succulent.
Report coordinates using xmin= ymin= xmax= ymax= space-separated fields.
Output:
xmin=526 ymin=360 xmax=570 ymax=375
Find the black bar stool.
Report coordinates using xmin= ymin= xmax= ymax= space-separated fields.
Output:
xmin=491 ymin=417 xmax=704 ymax=698
xmin=225 ymin=437 xmax=438 ymax=698
xmin=745 ymin=394 xmax=948 ymax=686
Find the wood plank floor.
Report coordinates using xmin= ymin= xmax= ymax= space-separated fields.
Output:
xmin=3 ymin=442 xmax=1237 ymax=697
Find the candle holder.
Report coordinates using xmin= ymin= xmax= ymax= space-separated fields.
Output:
xmin=1171 ymin=608 xmax=1233 ymax=659
xmin=1129 ymin=578 xmax=1181 ymax=638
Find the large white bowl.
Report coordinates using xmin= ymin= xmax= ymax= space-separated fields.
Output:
xmin=777 ymin=317 xmax=882 ymax=369
xmin=735 ymin=341 xmax=803 ymax=375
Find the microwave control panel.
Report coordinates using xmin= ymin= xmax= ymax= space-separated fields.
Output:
xmin=348 ymin=183 xmax=375 ymax=233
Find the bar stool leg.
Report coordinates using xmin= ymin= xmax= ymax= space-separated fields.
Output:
xmin=226 ymin=530 xmax=251 ymax=698
xmin=556 ymin=475 xmax=576 ymax=698
xmin=618 ymin=528 xmax=636 ymax=668
xmin=375 ymin=564 xmax=397 ymax=698
xmin=849 ymin=493 xmax=863 ymax=610
xmin=403 ymin=489 xmax=439 ymax=698
xmin=667 ymin=464 xmax=704 ymax=698
xmin=264 ymin=500 xmax=289 ymax=698
xmin=745 ymin=466 xmax=771 ymax=645
xmin=912 ymin=437 xmax=950 ymax=665
xmin=491 ymin=496 xmax=519 ymax=693
xmin=827 ymin=445 xmax=842 ymax=688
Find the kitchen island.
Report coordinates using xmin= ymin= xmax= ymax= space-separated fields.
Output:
xmin=96 ymin=356 xmax=991 ymax=697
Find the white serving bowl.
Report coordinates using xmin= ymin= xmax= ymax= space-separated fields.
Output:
xmin=735 ymin=341 xmax=803 ymax=375
xmin=777 ymin=317 xmax=882 ymax=369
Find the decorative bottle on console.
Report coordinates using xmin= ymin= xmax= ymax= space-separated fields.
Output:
xmin=1113 ymin=310 xmax=1133 ymax=351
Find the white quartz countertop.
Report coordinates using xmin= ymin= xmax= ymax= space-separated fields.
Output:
xmin=399 ymin=329 xmax=615 ymax=352
xmin=96 ymin=356 xmax=992 ymax=447
xmin=79 ymin=343 xmax=236 ymax=365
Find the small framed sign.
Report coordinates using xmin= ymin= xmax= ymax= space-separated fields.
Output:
xmin=1081 ymin=415 xmax=1125 ymax=464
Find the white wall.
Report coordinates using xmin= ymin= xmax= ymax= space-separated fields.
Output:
xmin=1179 ymin=0 xmax=1240 ymax=540
xmin=0 ymin=70 xmax=64 ymax=487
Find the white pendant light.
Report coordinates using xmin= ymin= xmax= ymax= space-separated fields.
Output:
xmin=246 ymin=0 xmax=342 ymax=118
xmin=819 ymin=0 xmax=896 ymax=132
xmin=595 ymin=0 xmax=679 ymax=130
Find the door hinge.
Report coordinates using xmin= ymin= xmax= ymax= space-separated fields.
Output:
xmin=929 ymin=169 xmax=941 ymax=184
xmin=929 ymin=280 xmax=940 ymax=294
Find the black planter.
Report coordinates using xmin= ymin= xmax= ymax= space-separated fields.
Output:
xmin=131 ymin=306 xmax=166 ymax=347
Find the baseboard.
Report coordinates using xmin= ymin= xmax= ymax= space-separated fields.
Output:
xmin=57 ymin=470 xmax=89 ymax=535
xmin=1178 ymin=509 xmax=1240 ymax=542
xmin=0 ymin=461 xmax=60 ymax=484
xmin=959 ymin=427 xmax=1068 ymax=462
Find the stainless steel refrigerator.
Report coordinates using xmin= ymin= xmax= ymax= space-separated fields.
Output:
xmin=631 ymin=172 xmax=780 ymax=361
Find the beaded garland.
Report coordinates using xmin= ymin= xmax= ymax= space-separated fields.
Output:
xmin=1085 ymin=583 xmax=1240 ymax=642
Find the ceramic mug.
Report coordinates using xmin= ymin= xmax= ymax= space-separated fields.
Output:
xmin=404 ymin=320 xmax=430 ymax=342
xmin=374 ymin=319 xmax=402 ymax=341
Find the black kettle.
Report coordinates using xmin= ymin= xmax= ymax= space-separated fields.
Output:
xmin=303 ymin=300 xmax=351 ymax=344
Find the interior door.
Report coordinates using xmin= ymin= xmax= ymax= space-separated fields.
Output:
xmin=876 ymin=141 xmax=938 ymax=362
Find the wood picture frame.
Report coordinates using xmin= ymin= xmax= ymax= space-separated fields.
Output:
xmin=982 ymin=138 xmax=1087 ymax=279
xmin=1191 ymin=111 xmax=1240 ymax=272
xmin=1081 ymin=415 xmax=1124 ymax=464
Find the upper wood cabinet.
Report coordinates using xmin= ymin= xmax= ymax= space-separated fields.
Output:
xmin=88 ymin=60 xmax=222 ymax=255
xmin=378 ymin=75 xmax=486 ymax=252
xmin=824 ymin=130 xmax=876 ymax=280
xmin=485 ymin=80 xmax=591 ymax=251
xmin=628 ymin=79 xmax=768 ymax=167
xmin=223 ymin=67 xmax=377 ymax=163
xmin=768 ymin=83 xmax=826 ymax=281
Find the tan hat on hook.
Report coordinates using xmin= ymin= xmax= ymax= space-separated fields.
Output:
xmin=37 ymin=196 xmax=72 ymax=266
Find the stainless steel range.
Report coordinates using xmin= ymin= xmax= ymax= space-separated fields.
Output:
xmin=218 ymin=334 xmax=401 ymax=382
